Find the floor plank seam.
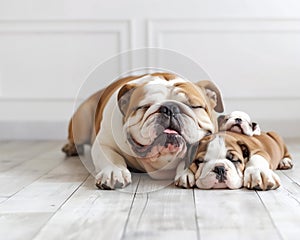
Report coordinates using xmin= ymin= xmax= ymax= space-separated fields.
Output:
xmin=1 ymin=141 xmax=62 ymax=174
xmin=192 ymin=189 xmax=201 ymax=240
xmin=136 ymin=193 xmax=149 ymax=227
xmin=120 ymin=176 xmax=141 ymax=240
xmin=280 ymin=170 xmax=300 ymax=187
xmin=31 ymin=173 xmax=91 ymax=240
xmin=0 ymin=146 xmax=68 ymax=200
xmin=255 ymin=191 xmax=284 ymax=240
xmin=279 ymin=172 xmax=300 ymax=204
xmin=0 ymin=141 xmax=51 ymax=173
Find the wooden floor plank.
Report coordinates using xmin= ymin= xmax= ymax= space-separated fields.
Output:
xmin=0 ymin=141 xmax=60 ymax=172
xmin=194 ymin=189 xmax=282 ymax=240
xmin=0 ymin=142 xmax=67 ymax=197
xmin=122 ymin=175 xmax=198 ymax=240
xmin=256 ymin=171 xmax=300 ymax=240
xmin=0 ymin=213 xmax=52 ymax=240
xmin=0 ymin=140 xmax=299 ymax=240
xmin=0 ymin=156 xmax=89 ymax=213
xmin=0 ymin=156 xmax=89 ymax=240
xmin=280 ymin=152 xmax=300 ymax=185
xmin=32 ymin=175 xmax=139 ymax=240
xmin=0 ymin=197 xmax=8 ymax=204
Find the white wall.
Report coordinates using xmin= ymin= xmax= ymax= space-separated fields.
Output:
xmin=0 ymin=0 xmax=300 ymax=139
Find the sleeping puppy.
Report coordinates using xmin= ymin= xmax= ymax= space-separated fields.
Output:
xmin=62 ymin=72 xmax=224 ymax=189
xmin=189 ymin=131 xmax=293 ymax=190
xmin=218 ymin=111 xmax=261 ymax=136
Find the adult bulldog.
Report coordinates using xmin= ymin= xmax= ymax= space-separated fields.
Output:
xmin=62 ymin=72 xmax=224 ymax=189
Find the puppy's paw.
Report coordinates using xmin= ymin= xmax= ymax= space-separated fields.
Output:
xmin=95 ymin=166 xmax=132 ymax=190
xmin=278 ymin=158 xmax=293 ymax=170
xmin=175 ymin=168 xmax=195 ymax=188
xmin=244 ymin=167 xmax=281 ymax=191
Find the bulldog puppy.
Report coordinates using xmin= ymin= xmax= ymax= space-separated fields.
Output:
xmin=189 ymin=131 xmax=293 ymax=190
xmin=62 ymin=73 xmax=224 ymax=189
xmin=218 ymin=111 xmax=261 ymax=136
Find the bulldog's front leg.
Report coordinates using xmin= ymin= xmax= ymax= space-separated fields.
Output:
xmin=174 ymin=161 xmax=195 ymax=188
xmin=244 ymin=154 xmax=281 ymax=191
xmin=92 ymin=144 xmax=131 ymax=190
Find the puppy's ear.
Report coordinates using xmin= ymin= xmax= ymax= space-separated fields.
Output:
xmin=252 ymin=122 xmax=261 ymax=135
xmin=117 ymin=83 xmax=136 ymax=115
xmin=217 ymin=115 xmax=226 ymax=130
xmin=195 ymin=80 xmax=224 ymax=113
xmin=237 ymin=141 xmax=250 ymax=161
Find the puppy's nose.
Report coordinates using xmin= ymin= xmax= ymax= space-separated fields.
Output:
xmin=235 ymin=118 xmax=242 ymax=124
xmin=159 ymin=103 xmax=180 ymax=117
xmin=213 ymin=166 xmax=226 ymax=176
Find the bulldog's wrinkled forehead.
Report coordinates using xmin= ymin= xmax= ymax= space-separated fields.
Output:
xmin=130 ymin=74 xmax=187 ymax=86
xmin=205 ymin=136 xmax=227 ymax=160
xmin=131 ymin=75 xmax=192 ymax=105
xmin=197 ymin=132 xmax=243 ymax=159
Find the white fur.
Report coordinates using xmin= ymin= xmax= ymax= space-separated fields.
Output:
xmin=244 ymin=154 xmax=281 ymax=190
xmin=278 ymin=157 xmax=293 ymax=169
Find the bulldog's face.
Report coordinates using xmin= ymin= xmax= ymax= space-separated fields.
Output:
xmin=190 ymin=132 xmax=249 ymax=189
xmin=117 ymin=73 xmax=223 ymax=167
xmin=219 ymin=111 xmax=261 ymax=136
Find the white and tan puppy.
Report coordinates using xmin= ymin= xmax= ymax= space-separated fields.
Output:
xmin=218 ymin=111 xmax=261 ymax=136
xmin=62 ymin=73 xmax=224 ymax=189
xmin=189 ymin=131 xmax=293 ymax=190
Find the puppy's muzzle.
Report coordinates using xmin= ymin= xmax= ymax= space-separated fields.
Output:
xmin=235 ymin=118 xmax=242 ymax=124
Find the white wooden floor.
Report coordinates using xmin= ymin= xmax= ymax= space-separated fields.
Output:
xmin=0 ymin=140 xmax=300 ymax=240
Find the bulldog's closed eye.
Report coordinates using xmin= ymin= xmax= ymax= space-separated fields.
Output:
xmin=226 ymin=152 xmax=242 ymax=164
xmin=136 ymin=105 xmax=151 ymax=111
xmin=230 ymin=159 xmax=242 ymax=164
xmin=194 ymin=158 xmax=206 ymax=166
xmin=190 ymin=105 xmax=204 ymax=109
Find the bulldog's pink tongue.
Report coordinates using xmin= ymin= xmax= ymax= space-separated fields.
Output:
xmin=163 ymin=129 xmax=178 ymax=134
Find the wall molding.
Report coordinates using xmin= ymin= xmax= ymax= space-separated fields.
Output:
xmin=148 ymin=18 xmax=300 ymax=47
xmin=0 ymin=19 xmax=132 ymax=99
xmin=0 ymin=19 xmax=131 ymax=49
xmin=147 ymin=18 xmax=300 ymax=99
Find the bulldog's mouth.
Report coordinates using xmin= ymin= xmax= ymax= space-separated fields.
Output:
xmin=127 ymin=128 xmax=185 ymax=157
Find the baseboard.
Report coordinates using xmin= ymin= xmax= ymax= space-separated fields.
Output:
xmin=0 ymin=119 xmax=299 ymax=140
xmin=0 ymin=121 xmax=68 ymax=140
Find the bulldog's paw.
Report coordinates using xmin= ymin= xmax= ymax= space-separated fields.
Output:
xmin=175 ymin=168 xmax=195 ymax=188
xmin=278 ymin=158 xmax=293 ymax=170
xmin=95 ymin=166 xmax=132 ymax=190
xmin=62 ymin=143 xmax=84 ymax=157
xmin=244 ymin=167 xmax=281 ymax=191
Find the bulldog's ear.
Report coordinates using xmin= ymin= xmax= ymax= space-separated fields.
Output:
xmin=117 ymin=83 xmax=136 ymax=115
xmin=217 ymin=115 xmax=226 ymax=129
xmin=237 ymin=141 xmax=250 ymax=161
xmin=252 ymin=122 xmax=261 ymax=136
xmin=195 ymin=80 xmax=224 ymax=113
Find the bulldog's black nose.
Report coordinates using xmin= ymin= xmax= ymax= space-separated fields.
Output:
xmin=235 ymin=118 xmax=242 ymax=124
xmin=213 ymin=166 xmax=227 ymax=182
xmin=159 ymin=103 xmax=180 ymax=117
